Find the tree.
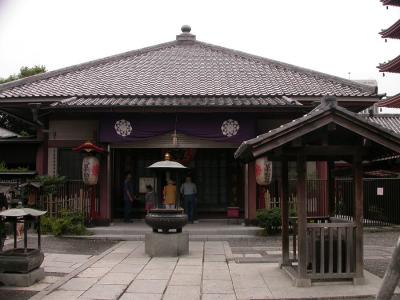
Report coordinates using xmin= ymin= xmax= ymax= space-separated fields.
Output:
xmin=0 ymin=65 xmax=46 ymax=134
xmin=377 ymin=236 xmax=400 ymax=300
xmin=0 ymin=65 xmax=46 ymax=84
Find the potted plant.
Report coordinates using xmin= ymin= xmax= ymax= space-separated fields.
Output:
xmin=227 ymin=186 xmax=240 ymax=218
xmin=227 ymin=205 xmax=240 ymax=218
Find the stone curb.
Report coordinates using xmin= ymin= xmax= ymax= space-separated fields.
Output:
xmin=29 ymin=241 xmax=123 ymax=300
xmin=223 ymin=241 xmax=234 ymax=262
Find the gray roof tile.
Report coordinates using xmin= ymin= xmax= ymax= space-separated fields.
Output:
xmin=363 ymin=114 xmax=400 ymax=134
xmin=0 ymin=32 xmax=377 ymax=100
xmin=51 ymin=96 xmax=300 ymax=107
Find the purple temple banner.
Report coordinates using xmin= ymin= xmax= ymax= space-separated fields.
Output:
xmin=99 ymin=114 xmax=256 ymax=144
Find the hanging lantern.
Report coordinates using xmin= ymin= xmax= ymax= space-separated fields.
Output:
xmin=255 ymin=157 xmax=273 ymax=186
xmin=82 ymin=155 xmax=100 ymax=185
xmin=73 ymin=141 xmax=105 ymax=186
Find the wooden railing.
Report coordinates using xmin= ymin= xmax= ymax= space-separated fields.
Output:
xmin=306 ymin=222 xmax=356 ymax=279
xmin=37 ymin=180 xmax=93 ymax=218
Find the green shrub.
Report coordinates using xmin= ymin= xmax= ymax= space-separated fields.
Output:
xmin=256 ymin=207 xmax=281 ymax=234
xmin=35 ymin=175 xmax=66 ymax=196
xmin=256 ymin=207 xmax=297 ymax=234
xmin=39 ymin=210 xmax=87 ymax=236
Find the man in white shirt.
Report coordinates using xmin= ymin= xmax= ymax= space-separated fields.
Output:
xmin=180 ymin=176 xmax=197 ymax=223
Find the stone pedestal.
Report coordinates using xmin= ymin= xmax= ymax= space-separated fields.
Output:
xmin=0 ymin=267 xmax=44 ymax=287
xmin=145 ymin=232 xmax=189 ymax=257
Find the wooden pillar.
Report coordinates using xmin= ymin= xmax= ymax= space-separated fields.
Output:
xmin=244 ymin=162 xmax=257 ymax=224
xmin=280 ymin=160 xmax=290 ymax=266
xmin=35 ymin=129 xmax=48 ymax=175
xmin=244 ymin=164 xmax=249 ymax=221
xmin=353 ymin=156 xmax=364 ymax=283
xmin=98 ymin=145 xmax=111 ymax=225
xmin=327 ymin=161 xmax=335 ymax=217
xmin=296 ymin=154 xmax=310 ymax=286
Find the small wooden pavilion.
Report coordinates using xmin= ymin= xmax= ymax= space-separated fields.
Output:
xmin=235 ymin=96 xmax=400 ymax=286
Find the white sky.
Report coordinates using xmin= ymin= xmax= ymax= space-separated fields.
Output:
xmin=0 ymin=0 xmax=399 ymax=96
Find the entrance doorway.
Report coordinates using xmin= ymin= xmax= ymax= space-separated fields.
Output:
xmin=111 ymin=148 xmax=243 ymax=219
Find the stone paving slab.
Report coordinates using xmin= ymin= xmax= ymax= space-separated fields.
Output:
xmin=79 ymin=284 xmax=126 ymax=299
xmin=119 ymin=293 xmax=162 ymax=300
xmin=59 ymin=277 xmax=98 ymax=291
xmin=42 ymin=290 xmax=84 ymax=300
xmin=163 ymin=285 xmax=201 ymax=300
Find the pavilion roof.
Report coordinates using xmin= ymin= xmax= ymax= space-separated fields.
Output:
xmin=0 ymin=27 xmax=377 ymax=106
xmin=380 ymin=19 xmax=400 ymax=39
xmin=378 ymin=54 xmax=400 ymax=73
xmin=235 ymin=97 xmax=400 ymax=162
xmin=0 ymin=127 xmax=20 ymax=138
xmin=376 ymin=92 xmax=400 ymax=107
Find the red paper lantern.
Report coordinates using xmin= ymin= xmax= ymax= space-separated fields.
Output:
xmin=255 ymin=157 xmax=273 ymax=186
xmin=82 ymin=156 xmax=100 ymax=185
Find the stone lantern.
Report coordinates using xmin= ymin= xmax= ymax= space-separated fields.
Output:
xmin=0 ymin=208 xmax=46 ymax=286
xmin=145 ymin=153 xmax=189 ymax=257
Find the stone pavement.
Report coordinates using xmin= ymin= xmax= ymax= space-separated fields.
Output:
xmin=26 ymin=240 xmax=394 ymax=300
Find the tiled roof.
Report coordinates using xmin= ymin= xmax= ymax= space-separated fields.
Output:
xmin=376 ymin=92 xmax=400 ymax=108
xmin=362 ymin=114 xmax=400 ymax=134
xmin=378 ymin=54 xmax=400 ymax=73
xmin=0 ymin=28 xmax=377 ymax=100
xmin=381 ymin=0 xmax=400 ymax=6
xmin=51 ymin=96 xmax=301 ymax=108
xmin=380 ymin=19 xmax=400 ymax=39
xmin=235 ymin=97 xmax=400 ymax=160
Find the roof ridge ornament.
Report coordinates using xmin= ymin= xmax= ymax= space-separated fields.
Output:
xmin=321 ymin=96 xmax=338 ymax=108
xmin=176 ymin=25 xmax=196 ymax=43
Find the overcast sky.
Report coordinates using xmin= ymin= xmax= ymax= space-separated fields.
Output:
xmin=0 ymin=0 xmax=398 ymax=96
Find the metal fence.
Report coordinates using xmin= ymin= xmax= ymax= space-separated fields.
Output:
xmin=267 ymin=178 xmax=400 ymax=227
xmin=267 ymin=179 xmax=328 ymax=216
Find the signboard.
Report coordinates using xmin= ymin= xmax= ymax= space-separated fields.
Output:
xmin=139 ymin=177 xmax=156 ymax=194
xmin=377 ymin=187 xmax=384 ymax=196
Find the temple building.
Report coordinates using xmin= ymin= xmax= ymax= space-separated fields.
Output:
xmin=0 ymin=26 xmax=382 ymax=224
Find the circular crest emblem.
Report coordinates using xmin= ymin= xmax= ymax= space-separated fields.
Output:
xmin=114 ymin=119 xmax=132 ymax=137
xmin=221 ymin=119 xmax=240 ymax=137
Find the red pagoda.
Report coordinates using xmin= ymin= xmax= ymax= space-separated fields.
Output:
xmin=378 ymin=1 xmax=400 ymax=74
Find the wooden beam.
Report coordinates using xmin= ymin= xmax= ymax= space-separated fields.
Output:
xmin=296 ymin=154 xmax=308 ymax=279
xmin=287 ymin=146 xmax=365 ymax=157
xmin=353 ymin=155 xmax=364 ymax=283
xmin=280 ymin=160 xmax=290 ymax=266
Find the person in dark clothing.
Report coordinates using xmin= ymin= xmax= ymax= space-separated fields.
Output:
xmin=123 ymin=172 xmax=134 ymax=222
xmin=180 ymin=176 xmax=197 ymax=223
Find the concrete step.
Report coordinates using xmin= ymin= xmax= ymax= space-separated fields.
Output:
xmin=66 ymin=234 xmax=268 ymax=242
xmin=88 ymin=222 xmax=263 ymax=237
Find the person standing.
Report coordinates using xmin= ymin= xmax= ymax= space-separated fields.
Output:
xmin=180 ymin=176 xmax=197 ymax=223
xmin=163 ymin=179 xmax=176 ymax=209
xmin=123 ymin=172 xmax=134 ymax=222
xmin=145 ymin=185 xmax=156 ymax=213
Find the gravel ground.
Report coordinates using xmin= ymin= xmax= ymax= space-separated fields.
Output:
xmin=229 ymin=230 xmax=400 ymax=281
xmin=0 ymin=290 xmax=37 ymax=300
xmin=364 ymin=230 xmax=400 ymax=248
